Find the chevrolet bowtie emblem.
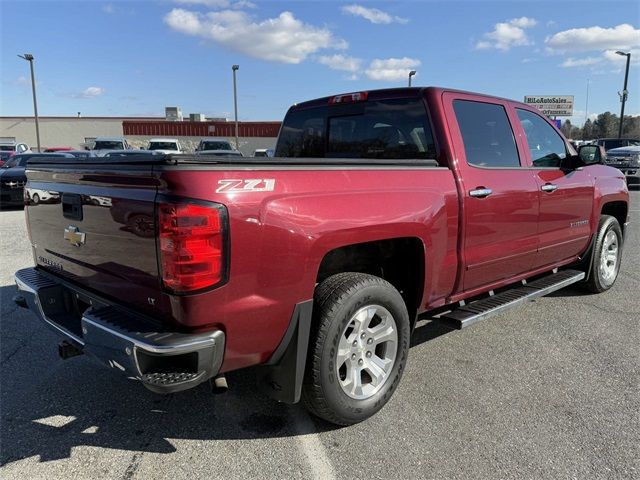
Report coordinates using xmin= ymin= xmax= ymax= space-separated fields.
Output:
xmin=64 ymin=225 xmax=86 ymax=247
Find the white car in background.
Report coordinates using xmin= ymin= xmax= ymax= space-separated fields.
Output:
xmin=195 ymin=137 xmax=237 ymax=155
xmin=0 ymin=140 xmax=31 ymax=156
xmin=147 ymin=138 xmax=183 ymax=154
xmin=91 ymin=136 xmax=134 ymax=157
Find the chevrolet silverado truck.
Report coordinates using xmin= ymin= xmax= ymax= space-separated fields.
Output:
xmin=14 ymin=87 xmax=629 ymax=425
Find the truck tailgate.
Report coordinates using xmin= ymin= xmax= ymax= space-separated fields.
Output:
xmin=25 ymin=164 xmax=161 ymax=315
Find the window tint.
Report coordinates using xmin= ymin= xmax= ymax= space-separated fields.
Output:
xmin=516 ymin=109 xmax=567 ymax=167
xmin=275 ymin=98 xmax=436 ymax=160
xmin=453 ymin=100 xmax=520 ymax=168
xmin=275 ymin=107 xmax=326 ymax=157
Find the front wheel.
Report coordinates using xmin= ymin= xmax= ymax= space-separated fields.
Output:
xmin=302 ymin=272 xmax=410 ymax=425
xmin=584 ymin=215 xmax=623 ymax=293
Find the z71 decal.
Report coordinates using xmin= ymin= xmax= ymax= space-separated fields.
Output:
xmin=216 ymin=179 xmax=276 ymax=193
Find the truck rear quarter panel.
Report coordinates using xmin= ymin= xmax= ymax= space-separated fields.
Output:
xmin=158 ymin=166 xmax=458 ymax=372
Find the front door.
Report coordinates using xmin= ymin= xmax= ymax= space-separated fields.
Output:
xmin=444 ymin=94 xmax=540 ymax=292
xmin=513 ymin=108 xmax=594 ymax=267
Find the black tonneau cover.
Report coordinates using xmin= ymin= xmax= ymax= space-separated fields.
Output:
xmin=27 ymin=153 xmax=440 ymax=168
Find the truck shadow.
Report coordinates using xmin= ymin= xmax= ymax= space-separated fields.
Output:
xmin=0 ymin=283 xmax=338 ymax=466
xmin=0 ymin=279 xmax=591 ymax=465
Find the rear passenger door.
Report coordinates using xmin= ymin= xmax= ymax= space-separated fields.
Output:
xmin=444 ymin=93 xmax=540 ymax=292
xmin=513 ymin=107 xmax=594 ymax=268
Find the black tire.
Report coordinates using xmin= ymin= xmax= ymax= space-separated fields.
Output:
xmin=584 ymin=215 xmax=623 ymax=293
xmin=301 ymin=272 xmax=410 ymax=426
xmin=31 ymin=193 xmax=40 ymax=205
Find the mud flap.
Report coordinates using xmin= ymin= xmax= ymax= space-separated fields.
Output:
xmin=256 ymin=300 xmax=313 ymax=404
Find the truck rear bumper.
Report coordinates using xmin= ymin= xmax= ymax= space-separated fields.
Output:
xmin=14 ymin=267 xmax=225 ymax=394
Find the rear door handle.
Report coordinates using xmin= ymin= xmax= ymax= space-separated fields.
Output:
xmin=541 ymin=183 xmax=558 ymax=192
xmin=469 ymin=188 xmax=493 ymax=198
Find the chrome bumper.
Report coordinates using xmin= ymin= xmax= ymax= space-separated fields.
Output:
xmin=14 ymin=267 xmax=225 ymax=394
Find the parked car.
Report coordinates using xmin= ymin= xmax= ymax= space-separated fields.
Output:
xmin=253 ymin=148 xmax=274 ymax=157
xmin=195 ymin=137 xmax=235 ymax=154
xmin=0 ymin=153 xmax=70 ymax=207
xmin=14 ymin=87 xmax=628 ymax=426
xmin=91 ymin=137 xmax=134 ymax=157
xmin=147 ymin=138 xmax=183 ymax=154
xmin=0 ymin=140 xmax=31 ymax=157
xmin=594 ymin=138 xmax=640 ymax=151
xmin=603 ymin=145 xmax=640 ymax=186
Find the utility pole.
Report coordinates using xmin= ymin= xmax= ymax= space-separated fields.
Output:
xmin=18 ymin=53 xmax=41 ymax=152
xmin=616 ymin=51 xmax=631 ymax=138
xmin=232 ymin=64 xmax=239 ymax=150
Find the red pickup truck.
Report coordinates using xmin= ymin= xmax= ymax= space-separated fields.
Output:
xmin=14 ymin=87 xmax=629 ymax=425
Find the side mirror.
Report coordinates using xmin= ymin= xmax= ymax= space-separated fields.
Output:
xmin=578 ymin=144 xmax=604 ymax=165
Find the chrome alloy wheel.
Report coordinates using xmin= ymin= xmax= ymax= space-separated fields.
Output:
xmin=336 ymin=305 xmax=398 ymax=400
xmin=599 ymin=230 xmax=619 ymax=284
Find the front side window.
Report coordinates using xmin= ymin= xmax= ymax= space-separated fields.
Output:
xmin=516 ymin=109 xmax=567 ymax=167
xmin=453 ymin=100 xmax=520 ymax=168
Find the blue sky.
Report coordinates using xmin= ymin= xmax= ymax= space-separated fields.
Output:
xmin=1 ymin=0 xmax=638 ymax=125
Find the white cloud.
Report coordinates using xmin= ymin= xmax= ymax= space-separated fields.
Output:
xmin=341 ymin=4 xmax=408 ymax=25
xmin=475 ymin=17 xmax=538 ymax=51
xmin=164 ymin=9 xmax=347 ymax=64
xmin=546 ymin=23 xmax=640 ymax=53
xmin=365 ymin=57 xmax=420 ymax=82
xmin=174 ymin=0 xmax=231 ymax=7
xmin=318 ymin=54 xmax=362 ymax=72
xmin=14 ymin=76 xmax=30 ymax=86
xmin=173 ymin=0 xmax=257 ymax=9
xmin=73 ymin=87 xmax=106 ymax=99
xmin=102 ymin=3 xmax=115 ymax=14
xmin=561 ymin=56 xmax=602 ymax=68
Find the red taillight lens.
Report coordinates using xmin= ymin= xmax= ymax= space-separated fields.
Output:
xmin=158 ymin=201 xmax=227 ymax=293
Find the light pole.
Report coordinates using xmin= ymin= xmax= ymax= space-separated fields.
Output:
xmin=232 ymin=64 xmax=239 ymax=150
xmin=616 ymin=50 xmax=631 ymax=139
xmin=18 ymin=53 xmax=41 ymax=152
xmin=408 ymin=70 xmax=416 ymax=87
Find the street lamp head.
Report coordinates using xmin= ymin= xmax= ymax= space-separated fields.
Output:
xmin=18 ymin=53 xmax=34 ymax=61
xmin=409 ymin=70 xmax=416 ymax=76
xmin=232 ymin=64 xmax=239 ymax=71
xmin=615 ymin=51 xmax=629 ymax=56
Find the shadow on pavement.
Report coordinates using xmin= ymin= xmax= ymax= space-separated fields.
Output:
xmin=0 ymin=283 xmax=339 ymax=466
xmin=0 ymin=272 xmax=594 ymax=466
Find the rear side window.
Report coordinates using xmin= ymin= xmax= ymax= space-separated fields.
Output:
xmin=276 ymin=107 xmax=326 ymax=157
xmin=275 ymin=98 xmax=436 ymax=160
xmin=453 ymin=100 xmax=520 ymax=168
xmin=516 ymin=109 xmax=567 ymax=167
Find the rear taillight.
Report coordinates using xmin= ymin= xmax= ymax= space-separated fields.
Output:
xmin=158 ymin=201 xmax=228 ymax=294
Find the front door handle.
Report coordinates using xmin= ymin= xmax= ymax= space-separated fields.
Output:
xmin=541 ymin=183 xmax=558 ymax=192
xmin=469 ymin=188 xmax=493 ymax=198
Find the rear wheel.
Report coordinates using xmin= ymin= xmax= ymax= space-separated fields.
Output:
xmin=31 ymin=193 xmax=40 ymax=205
xmin=584 ymin=215 xmax=623 ymax=293
xmin=302 ymin=272 xmax=410 ymax=425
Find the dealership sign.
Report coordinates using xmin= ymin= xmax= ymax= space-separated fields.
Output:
xmin=523 ymin=95 xmax=574 ymax=116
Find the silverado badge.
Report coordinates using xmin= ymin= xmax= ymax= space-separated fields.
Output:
xmin=64 ymin=225 xmax=86 ymax=247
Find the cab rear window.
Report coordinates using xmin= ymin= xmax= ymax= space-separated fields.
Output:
xmin=275 ymin=98 xmax=436 ymax=160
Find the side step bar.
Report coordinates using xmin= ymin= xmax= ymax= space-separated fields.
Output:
xmin=440 ymin=269 xmax=585 ymax=329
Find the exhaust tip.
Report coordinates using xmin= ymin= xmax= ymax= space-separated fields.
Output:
xmin=210 ymin=375 xmax=228 ymax=394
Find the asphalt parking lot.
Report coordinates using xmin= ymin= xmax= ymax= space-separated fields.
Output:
xmin=1 ymin=192 xmax=638 ymax=480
